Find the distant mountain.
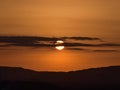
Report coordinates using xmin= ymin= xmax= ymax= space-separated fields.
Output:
xmin=0 ymin=66 xmax=120 ymax=90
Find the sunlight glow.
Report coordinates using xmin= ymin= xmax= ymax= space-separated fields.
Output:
xmin=56 ymin=40 xmax=64 ymax=45
xmin=55 ymin=46 xmax=64 ymax=50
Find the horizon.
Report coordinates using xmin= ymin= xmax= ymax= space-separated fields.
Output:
xmin=0 ymin=65 xmax=120 ymax=72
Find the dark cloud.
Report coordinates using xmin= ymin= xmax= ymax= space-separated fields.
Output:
xmin=66 ymin=48 xmax=87 ymax=51
xmin=93 ymin=50 xmax=119 ymax=52
xmin=0 ymin=36 xmax=58 ymax=42
xmin=64 ymin=43 xmax=120 ymax=47
xmin=98 ymin=43 xmax=120 ymax=47
xmin=64 ymin=47 xmax=119 ymax=53
xmin=62 ymin=37 xmax=101 ymax=41
xmin=0 ymin=36 xmax=57 ymax=47
xmin=64 ymin=43 xmax=93 ymax=47
xmin=0 ymin=36 xmax=102 ymax=47
xmin=0 ymin=36 xmax=120 ymax=48
xmin=66 ymin=47 xmax=119 ymax=52
xmin=0 ymin=36 xmax=101 ymax=43
xmin=10 ymin=43 xmax=54 ymax=47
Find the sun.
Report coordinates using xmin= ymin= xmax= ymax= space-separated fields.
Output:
xmin=55 ymin=40 xmax=64 ymax=45
xmin=55 ymin=40 xmax=65 ymax=50
xmin=55 ymin=46 xmax=65 ymax=50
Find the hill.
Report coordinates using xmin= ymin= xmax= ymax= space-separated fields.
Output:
xmin=0 ymin=66 xmax=120 ymax=90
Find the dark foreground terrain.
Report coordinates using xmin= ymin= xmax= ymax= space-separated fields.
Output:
xmin=0 ymin=66 xmax=120 ymax=90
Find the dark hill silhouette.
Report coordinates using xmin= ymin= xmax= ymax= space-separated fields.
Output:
xmin=0 ymin=66 xmax=120 ymax=90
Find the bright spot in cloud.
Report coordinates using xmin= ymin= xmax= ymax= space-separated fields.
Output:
xmin=55 ymin=46 xmax=65 ymax=50
xmin=56 ymin=40 xmax=64 ymax=45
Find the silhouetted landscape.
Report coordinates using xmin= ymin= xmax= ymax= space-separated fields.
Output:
xmin=0 ymin=66 xmax=120 ymax=90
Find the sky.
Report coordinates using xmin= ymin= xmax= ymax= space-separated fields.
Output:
xmin=0 ymin=0 xmax=120 ymax=71
xmin=0 ymin=0 xmax=120 ymax=38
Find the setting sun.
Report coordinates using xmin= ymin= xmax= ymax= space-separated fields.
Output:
xmin=55 ymin=46 xmax=65 ymax=50
xmin=55 ymin=40 xmax=64 ymax=45
xmin=55 ymin=40 xmax=64 ymax=50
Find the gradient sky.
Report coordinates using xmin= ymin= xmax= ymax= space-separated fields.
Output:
xmin=0 ymin=0 xmax=120 ymax=39
xmin=0 ymin=0 xmax=120 ymax=71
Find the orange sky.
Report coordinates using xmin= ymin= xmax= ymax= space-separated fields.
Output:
xmin=0 ymin=0 xmax=120 ymax=71
xmin=0 ymin=47 xmax=119 ymax=71
xmin=0 ymin=0 xmax=120 ymax=41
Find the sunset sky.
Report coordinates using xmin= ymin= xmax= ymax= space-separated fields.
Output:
xmin=0 ymin=0 xmax=120 ymax=71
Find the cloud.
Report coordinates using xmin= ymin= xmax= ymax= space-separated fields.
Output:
xmin=93 ymin=50 xmax=119 ymax=52
xmin=66 ymin=48 xmax=87 ymax=51
xmin=0 ymin=36 xmax=60 ymax=47
xmin=98 ymin=43 xmax=120 ymax=47
xmin=0 ymin=36 xmax=120 ymax=48
xmin=0 ymin=36 xmax=101 ymax=44
xmin=64 ymin=43 xmax=120 ymax=47
xmin=0 ymin=36 xmax=58 ymax=42
xmin=66 ymin=47 xmax=119 ymax=52
xmin=64 ymin=46 xmax=119 ymax=53
xmin=62 ymin=37 xmax=102 ymax=41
